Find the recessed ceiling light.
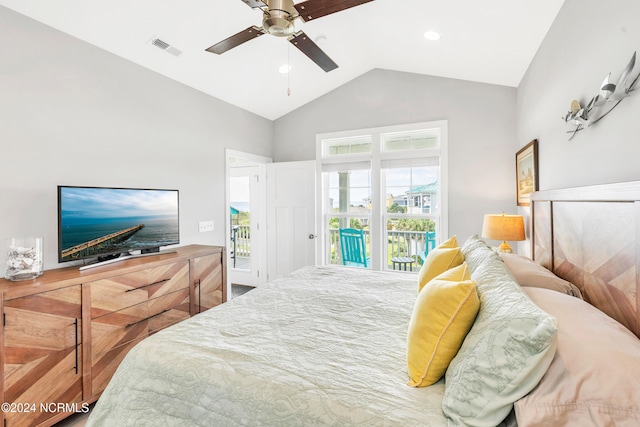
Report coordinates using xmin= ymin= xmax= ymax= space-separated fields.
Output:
xmin=424 ymin=31 xmax=441 ymax=41
xmin=279 ymin=64 xmax=291 ymax=74
xmin=314 ymin=35 xmax=327 ymax=46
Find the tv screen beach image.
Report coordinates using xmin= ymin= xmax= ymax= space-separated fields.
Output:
xmin=59 ymin=187 xmax=179 ymax=261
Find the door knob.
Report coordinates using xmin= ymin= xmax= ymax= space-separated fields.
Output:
xmin=308 ymin=234 xmax=317 ymax=239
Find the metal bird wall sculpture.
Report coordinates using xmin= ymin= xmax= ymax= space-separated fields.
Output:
xmin=563 ymin=51 xmax=639 ymax=140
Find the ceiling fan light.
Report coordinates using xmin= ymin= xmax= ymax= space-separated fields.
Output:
xmin=424 ymin=31 xmax=441 ymax=41
xmin=314 ymin=35 xmax=327 ymax=46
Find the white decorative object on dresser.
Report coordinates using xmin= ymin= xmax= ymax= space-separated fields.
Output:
xmin=4 ymin=237 xmax=44 ymax=281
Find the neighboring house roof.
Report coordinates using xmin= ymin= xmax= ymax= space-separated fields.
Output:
xmin=230 ymin=206 xmax=240 ymax=215
xmin=406 ymin=181 xmax=438 ymax=194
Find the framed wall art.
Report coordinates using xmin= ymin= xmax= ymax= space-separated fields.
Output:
xmin=516 ymin=139 xmax=538 ymax=206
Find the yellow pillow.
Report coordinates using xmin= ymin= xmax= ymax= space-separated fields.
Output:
xmin=438 ymin=235 xmax=458 ymax=249
xmin=407 ymin=263 xmax=480 ymax=387
xmin=417 ymin=236 xmax=464 ymax=292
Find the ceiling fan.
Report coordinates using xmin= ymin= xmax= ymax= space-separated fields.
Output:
xmin=205 ymin=0 xmax=374 ymax=72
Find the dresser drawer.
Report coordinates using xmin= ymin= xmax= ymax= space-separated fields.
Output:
xmin=89 ymin=260 xmax=189 ymax=318
xmin=147 ymin=308 xmax=190 ymax=337
xmin=91 ymin=335 xmax=145 ymax=396
xmin=148 ymin=293 xmax=190 ymax=333
xmin=91 ymin=287 xmax=190 ymax=362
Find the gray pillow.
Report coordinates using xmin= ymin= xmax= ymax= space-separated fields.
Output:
xmin=442 ymin=236 xmax=557 ymax=426
xmin=499 ymin=252 xmax=583 ymax=299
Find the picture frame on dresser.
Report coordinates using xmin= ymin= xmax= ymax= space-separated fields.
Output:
xmin=516 ymin=139 xmax=539 ymax=206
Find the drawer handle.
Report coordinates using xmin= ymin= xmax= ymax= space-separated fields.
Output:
xmin=125 ymin=278 xmax=171 ymax=292
xmin=196 ymin=279 xmax=201 ymax=313
xmin=125 ymin=308 xmax=171 ymax=328
xmin=74 ymin=318 xmax=79 ymax=375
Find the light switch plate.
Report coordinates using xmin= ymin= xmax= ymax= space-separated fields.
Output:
xmin=198 ymin=220 xmax=214 ymax=232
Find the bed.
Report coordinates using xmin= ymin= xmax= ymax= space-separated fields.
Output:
xmin=87 ymin=266 xmax=449 ymax=426
xmin=87 ymin=181 xmax=640 ymax=427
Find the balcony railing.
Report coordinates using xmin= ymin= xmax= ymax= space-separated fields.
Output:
xmin=328 ymin=228 xmax=429 ymax=269
xmin=230 ymin=225 xmax=431 ymax=271
xmin=230 ymin=225 xmax=251 ymax=257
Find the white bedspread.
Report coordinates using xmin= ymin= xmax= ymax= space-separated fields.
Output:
xmin=87 ymin=266 xmax=447 ymax=426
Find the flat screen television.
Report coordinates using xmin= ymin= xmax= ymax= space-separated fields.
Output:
xmin=58 ymin=186 xmax=179 ymax=264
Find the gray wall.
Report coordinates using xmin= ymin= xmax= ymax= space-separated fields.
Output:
xmin=515 ymin=0 xmax=640 ymax=254
xmin=0 ymin=7 xmax=273 ymax=270
xmin=11 ymin=1 xmax=627 ymax=270
xmin=273 ymin=69 xmax=518 ymax=243
xmin=517 ymin=0 xmax=640 ymax=190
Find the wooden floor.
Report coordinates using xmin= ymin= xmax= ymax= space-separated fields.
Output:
xmin=232 ymin=283 xmax=255 ymax=298
xmin=53 ymin=405 xmax=92 ymax=426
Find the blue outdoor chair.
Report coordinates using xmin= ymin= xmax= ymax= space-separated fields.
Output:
xmin=339 ymin=228 xmax=370 ymax=268
xmin=418 ymin=231 xmax=437 ymax=262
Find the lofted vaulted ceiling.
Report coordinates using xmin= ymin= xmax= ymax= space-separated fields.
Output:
xmin=0 ymin=0 xmax=565 ymax=120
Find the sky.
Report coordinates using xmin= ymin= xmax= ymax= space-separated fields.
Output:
xmin=230 ymin=176 xmax=250 ymax=212
xmin=61 ymin=187 xmax=179 ymax=218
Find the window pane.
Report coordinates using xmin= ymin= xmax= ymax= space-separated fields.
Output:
xmin=411 ymin=134 xmax=439 ymax=149
xmin=325 ymin=136 xmax=372 ymax=156
xmin=383 ymin=129 xmax=440 ymax=152
xmin=385 ymin=166 xmax=439 ymax=214
xmin=230 ymin=176 xmax=251 ymax=271
xmin=385 ymin=136 xmax=411 ymax=151
xmin=385 ymin=218 xmax=437 ymax=271
xmin=326 ymin=170 xmax=372 ymax=214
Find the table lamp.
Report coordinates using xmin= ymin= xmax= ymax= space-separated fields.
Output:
xmin=481 ymin=212 xmax=525 ymax=253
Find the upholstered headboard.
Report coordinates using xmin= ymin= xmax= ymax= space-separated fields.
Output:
xmin=531 ymin=181 xmax=640 ymax=338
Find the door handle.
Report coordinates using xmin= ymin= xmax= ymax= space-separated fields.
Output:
xmin=308 ymin=234 xmax=317 ymax=239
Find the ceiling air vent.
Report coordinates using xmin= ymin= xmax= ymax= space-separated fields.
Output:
xmin=150 ymin=37 xmax=183 ymax=57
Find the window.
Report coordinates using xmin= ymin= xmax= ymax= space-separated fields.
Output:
xmin=325 ymin=167 xmax=372 ymax=268
xmin=317 ymin=121 xmax=447 ymax=272
xmin=324 ymin=135 xmax=372 ymax=156
xmin=383 ymin=129 xmax=440 ymax=152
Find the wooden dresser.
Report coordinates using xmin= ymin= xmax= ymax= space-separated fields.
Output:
xmin=0 ymin=245 xmax=226 ymax=427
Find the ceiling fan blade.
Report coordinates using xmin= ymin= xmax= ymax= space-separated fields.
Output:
xmin=289 ymin=31 xmax=338 ymax=72
xmin=294 ymin=0 xmax=374 ymax=22
xmin=205 ymin=26 xmax=266 ymax=54
xmin=239 ymin=0 xmax=267 ymax=8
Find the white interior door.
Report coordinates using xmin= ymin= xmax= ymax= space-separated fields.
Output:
xmin=266 ymin=161 xmax=316 ymax=280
